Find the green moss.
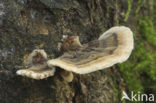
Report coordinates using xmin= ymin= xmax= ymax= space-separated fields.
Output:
xmin=149 ymin=0 xmax=154 ymax=13
xmin=124 ymin=0 xmax=132 ymax=22
xmin=118 ymin=34 xmax=156 ymax=102
xmin=119 ymin=0 xmax=156 ymax=102
xmin=138 ymin=17 xmax=156 ymax=47
xmin=135 ymin=0 xmax=145 ymax=14
xmin=119 ymin=12 xmax=156 ymax=101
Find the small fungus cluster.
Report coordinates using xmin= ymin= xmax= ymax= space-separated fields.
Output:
xmin=17 ymin=26 xmax=134 ymax=82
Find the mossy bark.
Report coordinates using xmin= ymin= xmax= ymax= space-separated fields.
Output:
xmin=1 ymin=0 xmax=155 ymax=103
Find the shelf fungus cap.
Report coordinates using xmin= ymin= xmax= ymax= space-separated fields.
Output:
xmin=16 ymin=64 xmax=55 ymax=79
xmin=16 ymin=49 xmax=55 ymax=79
xmin=47 ymin=26 xmax=134 ymax=74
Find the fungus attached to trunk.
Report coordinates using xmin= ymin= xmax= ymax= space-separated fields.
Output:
xmin=16 ymin=26 xmax=134 ymax=81
xmin=16 ymin=49 xmax=55 ymax=79
xmin=47 ymin=26 xmax=134 ymax=74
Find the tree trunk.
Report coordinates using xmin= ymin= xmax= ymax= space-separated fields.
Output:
xmin=1 ymin=0 xmax=151 ymax=103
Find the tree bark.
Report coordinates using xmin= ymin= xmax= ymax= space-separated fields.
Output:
xmin=0 ymin=0 xmax=128 ymax=103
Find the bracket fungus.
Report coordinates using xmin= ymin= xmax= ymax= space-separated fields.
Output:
xmin=16 ymin=26 xmax=134 ymax=81
xmin=16 ymin=49 xmax=55 ymax=79
xmin=47 ymin=26 xmax=134 ymax=74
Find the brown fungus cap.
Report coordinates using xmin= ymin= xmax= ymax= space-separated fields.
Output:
xmin=16 ymin=49 xmax=55 ymax=79
xmin=47 ymin=26 xmax=134 ymax=74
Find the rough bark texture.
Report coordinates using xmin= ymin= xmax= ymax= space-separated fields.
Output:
xmin=0 ymin=0 xmax=133 ymax=103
